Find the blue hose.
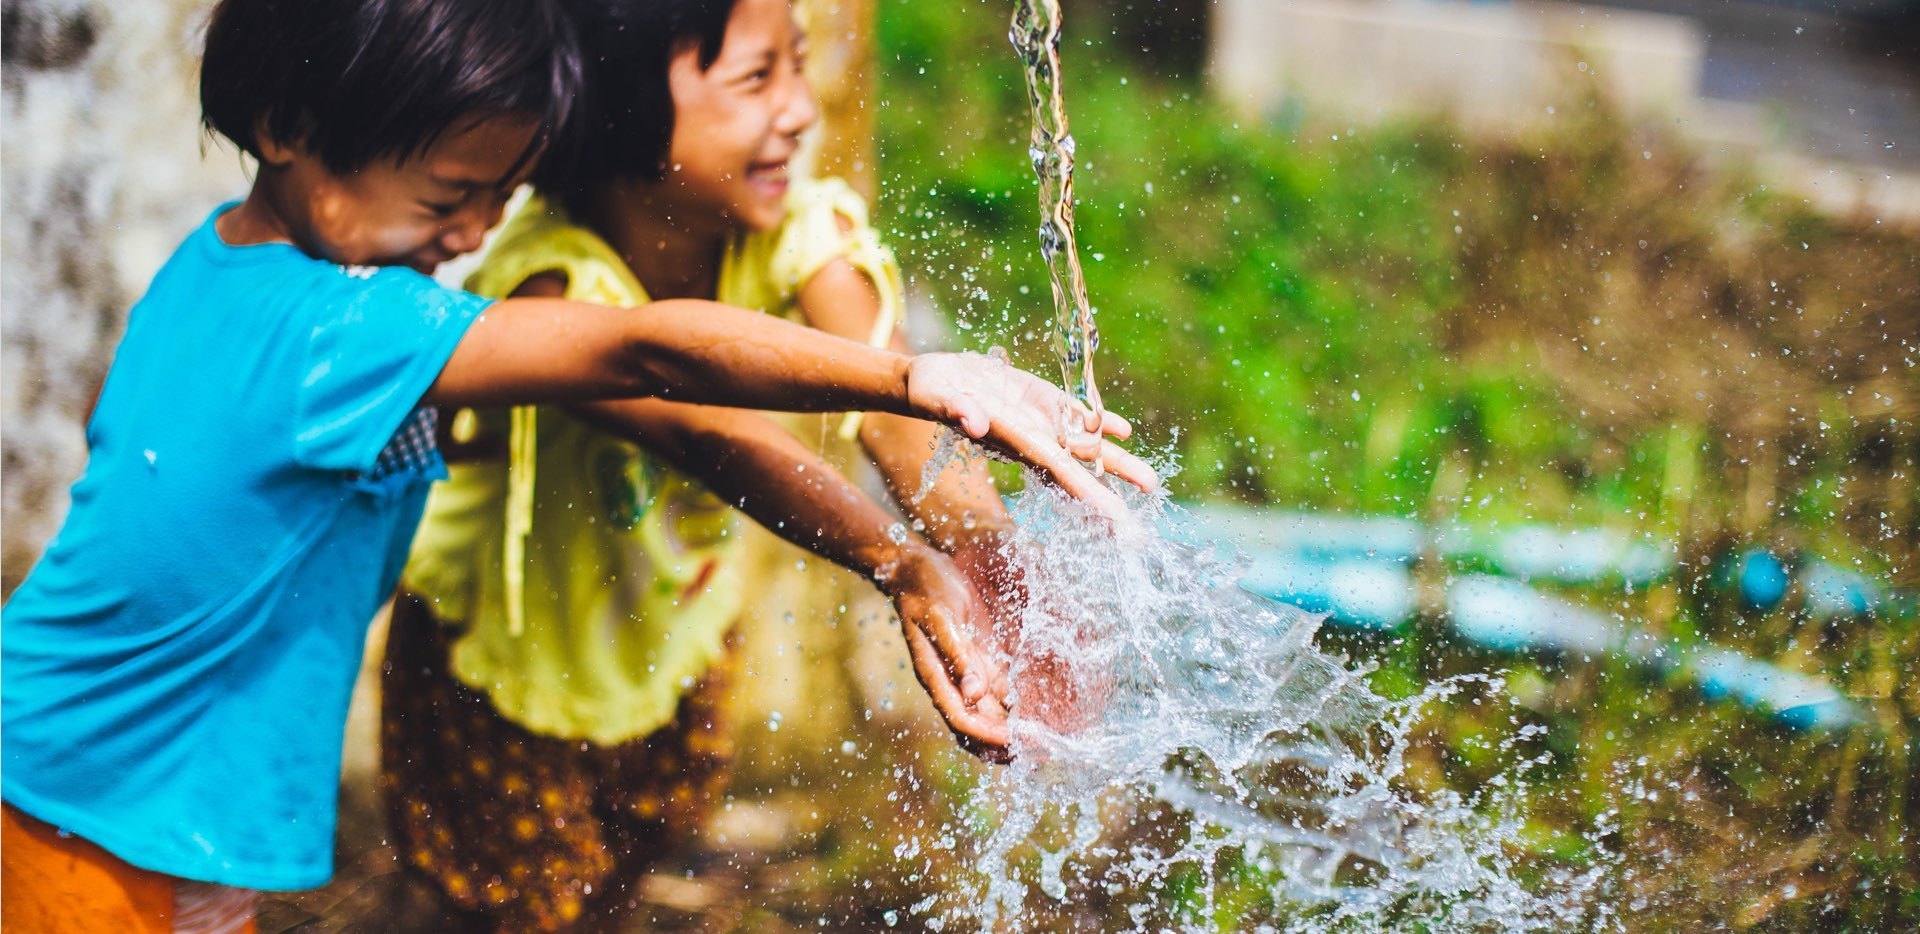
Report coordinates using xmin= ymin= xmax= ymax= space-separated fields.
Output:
xmin=1188 ymin=505 xmax=1868 ymax=731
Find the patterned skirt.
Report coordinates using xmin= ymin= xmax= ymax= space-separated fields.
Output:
xmin=380 ymin=595 xmax=736 ymax=932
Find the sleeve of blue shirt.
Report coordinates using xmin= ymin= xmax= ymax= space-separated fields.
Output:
xmin=292 ymin=267 xmax=494 ymax=474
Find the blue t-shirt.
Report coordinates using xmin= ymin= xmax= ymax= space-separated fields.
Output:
xmin=2 ymin=205 xmax=492 ymax=890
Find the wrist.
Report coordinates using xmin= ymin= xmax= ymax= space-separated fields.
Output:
xmin=872 ymin=539 xmax=942 ymax=595
xmin=891 ymin=352 xmax=919 ymax=418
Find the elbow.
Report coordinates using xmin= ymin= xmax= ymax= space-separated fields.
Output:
xmin=609 ymin=323 xmax=682 ymax=400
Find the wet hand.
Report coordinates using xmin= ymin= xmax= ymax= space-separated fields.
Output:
xmin=883 ymin=546 xmax=1014 ymax=763
xmin=904 ymin=352 xmax=1158 ymax=519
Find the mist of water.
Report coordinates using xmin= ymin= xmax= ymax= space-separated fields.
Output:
xmin=912 ymin=478 xmax=1612 ymax=931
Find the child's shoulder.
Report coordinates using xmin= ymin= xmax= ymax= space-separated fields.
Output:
xmin=745 ymin=176 xmax=891 ymax=295
xmin=780 ymin=176 xmax=873 ymax=239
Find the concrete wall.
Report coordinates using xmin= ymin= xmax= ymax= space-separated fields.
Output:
xmin=1210 ymin=0 xmax=1704 ymax=130
xmin=1208 ymin=0 xmax=1920 ymax=222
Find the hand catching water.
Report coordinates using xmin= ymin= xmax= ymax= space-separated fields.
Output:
xmin=904 ymin=351 xmax=1156 ymax=519
xmin=882 ymin=545 xmax=1015 ymax=763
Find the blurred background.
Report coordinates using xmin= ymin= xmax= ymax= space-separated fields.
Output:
xmin=4 ymin=0 xmax=1917 ymax=929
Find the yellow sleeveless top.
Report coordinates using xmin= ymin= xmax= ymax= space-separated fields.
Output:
xmin=402 ymin=177 xmax=901 ymax=744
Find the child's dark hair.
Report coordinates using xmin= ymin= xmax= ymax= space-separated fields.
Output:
xmin=201 ymin=0 xmax=583 ymax=177
xmin=535 ymin=0 xmax=738 ymax=203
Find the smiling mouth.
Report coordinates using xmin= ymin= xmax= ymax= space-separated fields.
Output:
xmin=746 ymin=161 xmax=791 ymax=191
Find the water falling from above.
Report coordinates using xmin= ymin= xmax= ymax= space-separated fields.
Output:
xmin=1010 ymin=0 xmax=1104 ymax=443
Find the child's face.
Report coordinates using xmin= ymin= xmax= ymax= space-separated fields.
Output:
xmin=654 ymin=0 xmax=819 ymax=234
xmin=265 ymin=117 xmax=539 ymax=272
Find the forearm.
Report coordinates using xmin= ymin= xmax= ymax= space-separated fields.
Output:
xmin=626 ymin=299 xmax=917 ymax=415
xmin=440 ymin=290 xmax=1148 ymax=516
xmin=433 ymin=297 xmax=915 ymax=415
xmin=861 ymin=411 xmax=1013 ymax=551
xmin=575 ymin=397 xmax=1009 ymax=753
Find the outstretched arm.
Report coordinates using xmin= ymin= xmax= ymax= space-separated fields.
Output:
xmin=571 ymin=396 xmax=1012 ymax=760
xmin=427 ymin=295 xmax=1156 ymax=516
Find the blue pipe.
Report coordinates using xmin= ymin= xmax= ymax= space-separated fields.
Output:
xmin=1195 ymin=511 xmax=1866 ymax=730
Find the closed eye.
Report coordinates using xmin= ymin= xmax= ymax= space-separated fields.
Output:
xmin=733 ymin=49 xmax=778 ymax=88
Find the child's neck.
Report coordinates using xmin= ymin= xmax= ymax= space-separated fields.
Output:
xmin=217 ymin=180 xmax=298 ymax=248
xmin=580 ymin=186 xmax=730 ymax=302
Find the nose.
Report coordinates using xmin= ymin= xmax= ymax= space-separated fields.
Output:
xmin=439 ymin=197 xmax=503 ymax=257
xmin=439 ymin=220 xmax=486 ymax=258
xmin=776 ymin=72 xmax=820 ymax=140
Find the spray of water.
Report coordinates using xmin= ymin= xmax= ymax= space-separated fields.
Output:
xmin=957 ymin=2 xmax=1616 ymax=928
xmin=930 ymin=478 xmax=1616 ymax=931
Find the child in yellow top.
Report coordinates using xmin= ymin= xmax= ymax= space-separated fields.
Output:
xmin=382 ymin=0 xmax=1156 ymax=928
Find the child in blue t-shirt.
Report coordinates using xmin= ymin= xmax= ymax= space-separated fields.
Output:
xmin=0 ymin=0 xmax=1154 ymax=924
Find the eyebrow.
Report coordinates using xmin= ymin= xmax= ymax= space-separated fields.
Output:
xmin=734 ymin=48 xmax=776 ymax=72
xmin=427 ymin=174 xmax=489 ymax=192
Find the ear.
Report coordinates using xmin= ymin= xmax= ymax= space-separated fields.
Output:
xmin=253 ymin=116 xmax=300 ymax=168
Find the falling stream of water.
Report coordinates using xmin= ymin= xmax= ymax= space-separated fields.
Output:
xmin=1010 ymin=0 xmax=1104 ymax=424
xmin=907 ymin=2 xmax=1621 ymax=929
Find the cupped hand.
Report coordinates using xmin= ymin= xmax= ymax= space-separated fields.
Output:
xmin=904 ymin=352 xmax=1158 ymax=519
xmin=884 ymin=545 xmax=1014 ymax=763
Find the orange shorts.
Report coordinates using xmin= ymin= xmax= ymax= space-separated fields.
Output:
xmin=1 ymin=804 xmax=257 ymax=934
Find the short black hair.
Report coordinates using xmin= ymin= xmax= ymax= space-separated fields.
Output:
xmin=534 ymin=0 xmax=738 ymax=202
xmin=201 ymin=0 xmax=583 ymax=177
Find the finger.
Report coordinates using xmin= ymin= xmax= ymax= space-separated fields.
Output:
xmin=965 ymin=691 xmax=1015 ymax=764
xmin=961 ymin=670 xmax=987 ymax=704
xmin=1071 ymin=399 xmax=1101 ymax=435
xmin=1062 ymin=427 xmax=1108 ymax=462
xmin=1098 ymin=441 xmax=1160 ymax=493
xmin=967 ymin=643 xmax=1012 ymax=707
xmin=1096 ymin=409 xmax=1134 ymax=441
xmin=1059 ymin=428 xmax=1159 ymax=496
xmin=985 ymin=419 xmax=1134 ymax=518
xmin=987 ymin=648 xmax=1013 ymax=705
xmin=1048 ymin=461 xmax=1133 ymax=519
xmin=905 ymin=624 xmax=1012 ymax=751
xmin=913 ymin=603 xmax=983 ymax=701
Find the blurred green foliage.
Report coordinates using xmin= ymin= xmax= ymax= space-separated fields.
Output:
xmin=878 ymin=2 xmax=1916 ymax=551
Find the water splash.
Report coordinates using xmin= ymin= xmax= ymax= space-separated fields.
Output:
xmin=1009 ymin=0 xmax=1103 ymax=427
xmin=935 ymin=478 xmax=1615 ymax=931
xmin=980 ymin=3 xmax=1614 ymax=927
